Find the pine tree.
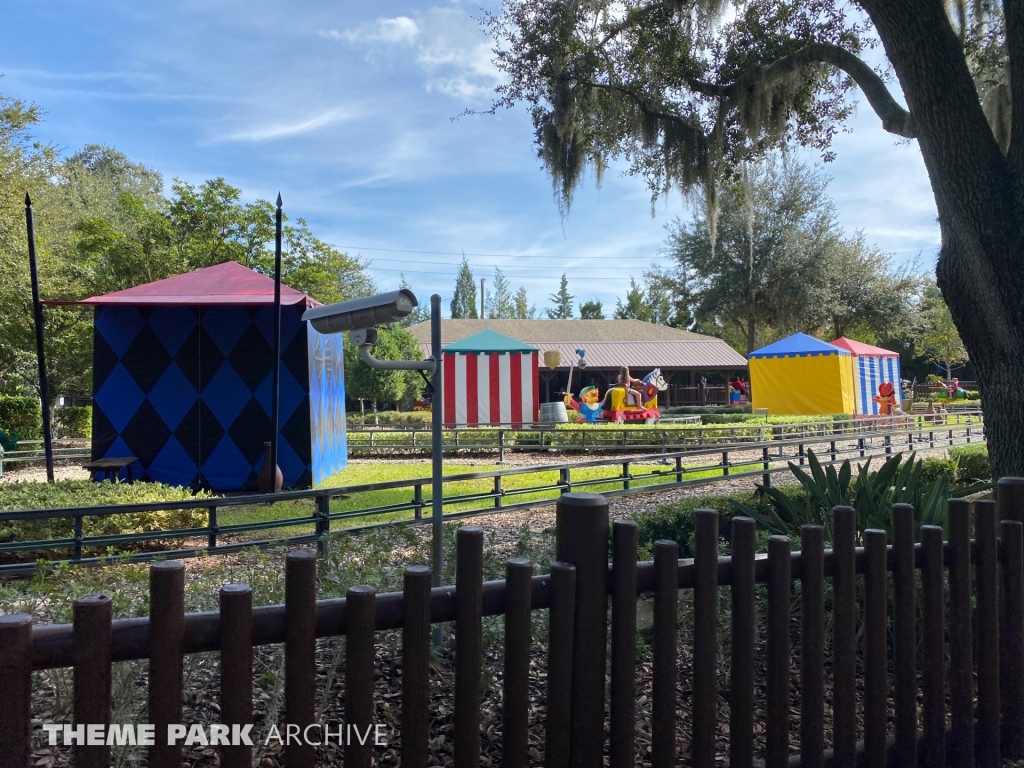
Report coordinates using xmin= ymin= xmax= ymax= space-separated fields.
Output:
xmin=513 ymin=287 xmax=536 ymax=319
xmin=614 ymin=278 xmax=652 ymax=321
xmin=546 ymin=274 xmax=574 ymax=319
xmin=578 ymin=299 xmax=605 ymax=319
xmin=488 ymin=268 xmax=517 ymax=318
xmin=450 ymin=257 xmax=478 ymax=319
xmin=398 ymin=273 xmax=430 ymax=326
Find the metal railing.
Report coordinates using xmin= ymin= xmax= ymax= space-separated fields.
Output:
xmin=0 ymin=419 xmax=985 ymax=575
xmin=0 ymin=439 xmax=89 ymax=467
xmin=345 ymin=411 xmax=983 ymax=458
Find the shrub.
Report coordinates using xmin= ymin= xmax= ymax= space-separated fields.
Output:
xmin=731 ymin=450 xmax=989 ymax=542
xmin=0 ymin=396 xmax=42 ymax=440
xmin=632 ymin=489 xmax=796 ymax=558
xmin=950 ymin=444 xmax=990 ymax=483
xmin=918 ymin=456 xmax=959 ymax=485
xmin=661 ymin=405 xmax=751 ymax=415
xmin=53 ymin=406 xmax=91 ymax=438
xmin=0 ymin=481 xmax=210 ymax=552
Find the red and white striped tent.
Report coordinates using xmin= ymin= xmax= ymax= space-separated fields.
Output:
xmin=442 ymin=330 xmax=539 ymax=428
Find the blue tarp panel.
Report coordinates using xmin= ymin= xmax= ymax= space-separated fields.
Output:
xmin=748 ymin=332 xmax=851 ymax=359
xmin=91 ymin=304 xmax=323 ymax=490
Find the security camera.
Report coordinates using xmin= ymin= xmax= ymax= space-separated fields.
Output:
xmin=302 ymin=289 xmax=418 ymax=334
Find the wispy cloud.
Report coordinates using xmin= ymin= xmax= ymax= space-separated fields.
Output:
xmin=328 ymin=7 xmax=501 ymax=103
xmin=210 ymin=105 xmax=363 ymax=143
xmin=324 ymin=16 xmax=419 ymax=45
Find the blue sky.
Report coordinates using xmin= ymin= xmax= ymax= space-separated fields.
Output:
xmin=2 ymin=0 xmax=940 ymax=316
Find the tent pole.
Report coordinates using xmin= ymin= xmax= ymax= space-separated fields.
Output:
xmin=270 ymin=194 xmax=282 ymax=491
xmin=24 ymin=194 xmax=54 ymax=483
xmin=430 ymin=294 xmax=443 ymax=644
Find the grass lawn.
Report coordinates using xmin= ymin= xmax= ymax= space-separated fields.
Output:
xmin=216 ymin=459 xmax=758 ymax=536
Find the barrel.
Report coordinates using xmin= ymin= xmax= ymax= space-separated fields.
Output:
xmin=539 ymin=401 xmax=569 ymax=424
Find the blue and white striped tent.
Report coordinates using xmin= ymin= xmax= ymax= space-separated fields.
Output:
xmin=830 ymin=337 xmax=903 ymax=415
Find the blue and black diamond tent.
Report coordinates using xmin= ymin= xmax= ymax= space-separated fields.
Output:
xmin=73 ymin=261 xmax=347 ymax=491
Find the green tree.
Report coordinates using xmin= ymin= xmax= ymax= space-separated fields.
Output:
xmin=915 ymin=284 xmax=969 ymax=380
xmin=487 ymin=268 xmax=518 ymax=318
xmin=488 ymin=0 xmax=1024 ymax=480
xmin=343 ymin=325 xmax=425 ymax=415
xmin=399 ymin=274 xmax=431 ymax=326
xmin=546 ymin=274 xmax=574 ymax=318
xmin=512 ymin=286 xmax=536 ymax=318
xmin=664 ymin=158 xmax=835 ymax=353
xmin=614 ymin=279 xmax=653 ymax=321
xmin=578 ymin=299 xmax=605 ymax=319
xmin=450 ymin=258 xmax=478 ymax=319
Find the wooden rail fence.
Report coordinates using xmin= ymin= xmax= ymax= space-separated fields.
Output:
xmin=3 ymin=478 xmax=1024 ymax=768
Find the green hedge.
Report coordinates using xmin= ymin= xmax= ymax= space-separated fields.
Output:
xmin=53 ymin=406 xmax=91 ymax=438
xmin=0 ymin=396 xmax=42 ymax=440
xmin=347 ymin=411 xmax=431 ymax=427
xmin=661 ymin=405 xmax=752 ymax=415
xmin=631 ymin=488 xmax=787 ymax=558
xmin=0 ymin=481 xmax=210 ymax=549
xmin=949 ymin=444 xmax=989 ymax=483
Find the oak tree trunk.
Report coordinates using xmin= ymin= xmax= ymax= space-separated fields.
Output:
xmin=862 ymin=0 xmax=1024 ymax=481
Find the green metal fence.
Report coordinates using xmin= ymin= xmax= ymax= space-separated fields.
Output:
xmin=0 ymin=419 xmax=985 ymax=576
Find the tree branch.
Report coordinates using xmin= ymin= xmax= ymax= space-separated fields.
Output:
xmin=721 ymin=43 xmax=916 ymax=139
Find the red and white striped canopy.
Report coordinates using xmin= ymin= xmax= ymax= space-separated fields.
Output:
xmin=443 ymin=351 xmax=539 ymax=428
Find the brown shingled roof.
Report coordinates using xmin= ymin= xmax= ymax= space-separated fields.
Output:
xmin=408 ymin=319 xmax=747 ymax=370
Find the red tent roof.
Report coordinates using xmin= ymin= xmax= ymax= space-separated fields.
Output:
xmin=829 ymin=337 xmax=899 ymax=357
xmin=57 ymin=262 xmax=319 ymax=306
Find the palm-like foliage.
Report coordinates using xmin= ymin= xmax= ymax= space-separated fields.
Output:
xmin=731 ymin=450 xmax=989 ymax=543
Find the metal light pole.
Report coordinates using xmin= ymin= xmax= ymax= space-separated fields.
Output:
xmin=270 ymin=193 xmax=283 ymax=489
xmin=24 ymin=194 xmax=54 ymax=483
xmin=480 ymin=277 xmax=485 ymax=319
xmin=430 ymin=294 xmax=443 ymax=586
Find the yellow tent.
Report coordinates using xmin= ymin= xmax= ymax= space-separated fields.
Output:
xmin=748 ymin=333 xmax=855 ymax=415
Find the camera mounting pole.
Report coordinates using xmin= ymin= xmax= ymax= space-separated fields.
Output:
xmin=302 ymin=289 xmax=446 ymax=599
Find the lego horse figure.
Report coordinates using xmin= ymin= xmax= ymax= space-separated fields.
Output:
xmin=602 ymin=368 xmax=668 ymax=424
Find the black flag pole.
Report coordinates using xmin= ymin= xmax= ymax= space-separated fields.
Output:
xmin=25 ymin=193 xmax=55 ymax=483
xmin=270 ymin=193 xmax=283 ymax=490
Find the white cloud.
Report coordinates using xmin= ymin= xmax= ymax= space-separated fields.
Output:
xmin=330 ymin=7 xmax=501 ymax=103
xmin=331 ymin=16 xmax=420 ymax=45
xmin=211 ymin=105 xmax=362 ymax=143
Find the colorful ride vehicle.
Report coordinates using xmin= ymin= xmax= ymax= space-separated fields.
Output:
xmin=566 ymin=369 xmax=668 ymax=424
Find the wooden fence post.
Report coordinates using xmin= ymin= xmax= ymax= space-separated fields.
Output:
xmin=455 ymin=527 xmax=484 ymax=768
xmin=892 ymin=504 xmax=918 ymax=768
xmin=976 ymin=501 xmax=1001 ymax=768
xmin=766 ymin=535 xmax=791 ymax=768
xmin=692 ymin=510 xmax=719 ymax=768
xmin=285 ymin=549 xmax=317 ymax=768
xmin=403 ymin=566 xmax=433 ymax=768
xmin=948 ymin=499 xmax=975 ymax=767
xmin=149 ymin=561 xmax=185 ymax=768
xmin=220 ymin=584 xmax=253 ymax=768
xmin=346 ymin=585 xmax=377 ymax=768
xmin=998 ymin=479 xmax=1024 ymax=759
xmin=555 ymin=492 xmax=610 ymax=768
xmin=921 ymin=525 xmax=947 ymax=768
xmin=862 ymin=529 xmax=889 ymax=768
xmin=800 ymin=525 xmax=825 ymax=768
xmin=831 ymin=507 xmax=857 ymax=768
xmin=729 ymin=517 xmax=756 ymax=768
xmin=74 ymin=593 xmax=113 ymax=768
xmin=610 ymin=521 xmax=638 ymax=768
xmin=0 ymin=613 xmax=32 ymax=768
xmin=652 ymin=539 xmax=679 ymax=768
xmin=1000 ymin=519 xmax=1024 ymax=760
xmin=546 ymin=561 xmax=577 ymax=768
xmin=504 ymin=559 xmax=533 ymax=768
